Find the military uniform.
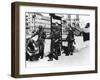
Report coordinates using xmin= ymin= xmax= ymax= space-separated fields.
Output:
xmin=67 ymin=28 xmax=75 ymax=55
xmin=38 ymin=29 xmax=46 ymax=59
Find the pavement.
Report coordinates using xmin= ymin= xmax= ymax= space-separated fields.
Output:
xmin=26 ymin=36 xmax=90 ymax=68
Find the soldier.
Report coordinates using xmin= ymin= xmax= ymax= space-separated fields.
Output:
xmin=54 ymin=29 xmax=61 ymax=56
xmin=67 ymin=26 xmax=76 ymax=55
xmin=82 ymin=23 xmax=90 ymax=41
xmin=47 ymin=26 xmax=60 ymax=61
xmin=38 ymin=26 xmax=46 ymax=59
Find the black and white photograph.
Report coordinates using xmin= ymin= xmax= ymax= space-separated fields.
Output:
xmin=25 ymin=12 xmax=91 ymax=67
xmin=19 ymin=5 xmax=96 ymax=75
xmin=11 ymin=2 xmax=97 ymax=77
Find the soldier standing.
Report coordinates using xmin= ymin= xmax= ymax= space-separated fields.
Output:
xmin=38 ymin=26 xmax=46 ymax=59
xmin=66 ymin=25 xmax=76 ymax=55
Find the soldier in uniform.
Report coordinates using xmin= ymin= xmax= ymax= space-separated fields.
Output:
xmin=54 ymin=28 xmax=61 ymax=56
xmin=66 ymin=24 xmax=76 ymax=55
xmin=47 ymin=25 xmax=60 ymax=61
xmin=38 ymin=26 xmax=46 ymax=59
xmin=27 ymin=25 xmax=46 ymax=60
